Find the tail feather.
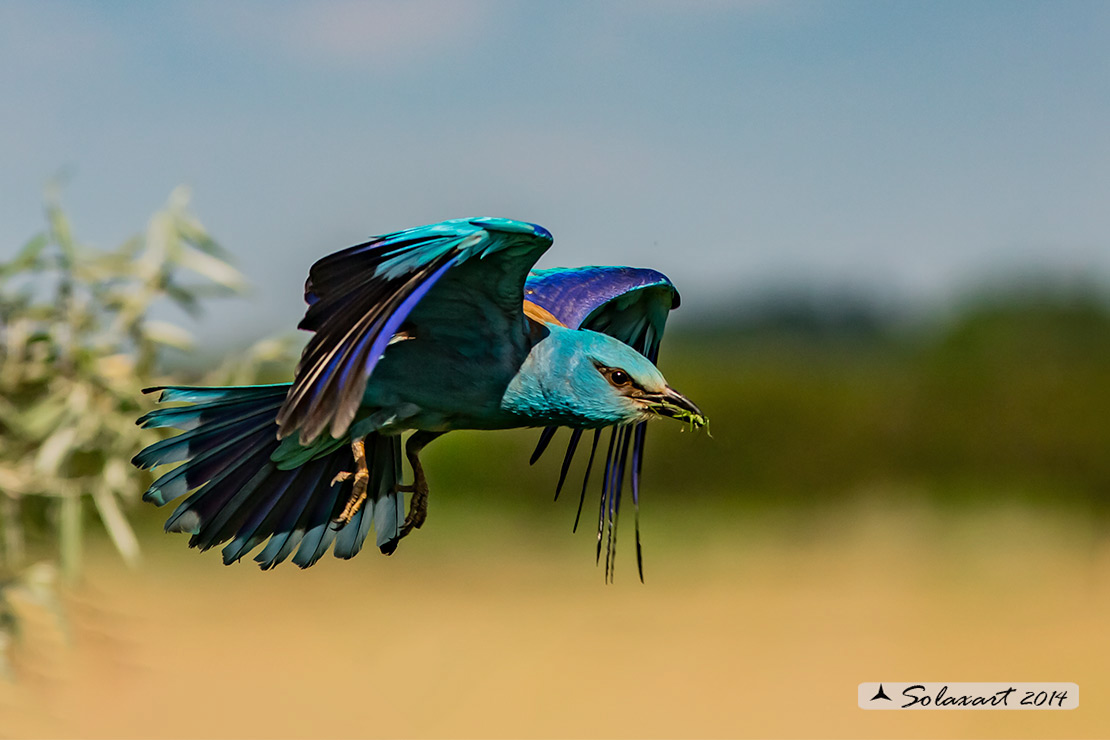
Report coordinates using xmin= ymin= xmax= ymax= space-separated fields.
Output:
xmin=132 ymin=403 xmax=281 ymax=469
xmin=149 ymin=428 xmax=273 ymax=508
xmin=163 ymin=437 xmax=275 ymax=533
xmin=137 ymin=395 xmax=285 ymax=431
xmin=375 ymin=434 xmax=405 ymax=551
xmin=291 ymin=465 xmax=347 ymax=568
xmin=190 ymin=455 xmax=278 ymax=550
xmin=135 ymin=383 xmax=404 ymax=569
xmin=221 ymin=462 xmax=311 ymax=564
xmin=253 ymin=463 xmax=329 ymax=569
xmin=333 ymin=496 xmax=372 ymax=559
xmin=148 ymin=384 xmax=292 ymax=404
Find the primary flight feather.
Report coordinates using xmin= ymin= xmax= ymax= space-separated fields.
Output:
xmin=133 ymin=218 xmax=706 ymax=579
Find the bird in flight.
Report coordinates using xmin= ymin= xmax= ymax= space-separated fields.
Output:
xmin=133 ymin=218 xmax=706 ymax=580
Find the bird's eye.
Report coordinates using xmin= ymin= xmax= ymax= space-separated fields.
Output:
xmin=607 ymin=368 xmax=632 ymax=388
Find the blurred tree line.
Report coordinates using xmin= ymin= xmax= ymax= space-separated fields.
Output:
xmin=647 ymin=284 xmax=1110 ymax=512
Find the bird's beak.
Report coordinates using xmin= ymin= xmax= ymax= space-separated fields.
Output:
xmin=643 ymin=386 xmax=708 ymax=428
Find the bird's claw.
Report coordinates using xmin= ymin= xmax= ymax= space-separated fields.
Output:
xmin=396 ymin=479 xmax=428 ymax=538
xmin=379 ymin=431 xmax=442 ymax=554
xmin=331 ymin=438 xmax=370 ymax=530
xmin=379 ymin=480 xmax=426 ymax=554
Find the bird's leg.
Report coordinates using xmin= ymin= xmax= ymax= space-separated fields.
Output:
xmin=331 ymin=437 xmax=369 ymax=529
xmin=396 ymin=431 xmax=443 ymax=539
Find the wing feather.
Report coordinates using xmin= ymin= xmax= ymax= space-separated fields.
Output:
xmin=277 ymin=218 xmax=553 ymax=444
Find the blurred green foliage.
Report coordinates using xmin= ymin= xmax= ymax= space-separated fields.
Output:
xmin=0 ymin=186 xmax=299 ymax=588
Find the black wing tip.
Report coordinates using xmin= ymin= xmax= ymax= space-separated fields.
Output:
xmin=530 ymin=426 xmax=558 ymax=465
xmin=635 ymin=520 xmax=644 ymax=583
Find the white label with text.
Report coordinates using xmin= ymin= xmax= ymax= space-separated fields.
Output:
xmin=858 ymin=682 xmax=1078 ymax=710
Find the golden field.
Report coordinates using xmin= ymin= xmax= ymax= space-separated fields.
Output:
xmin=3 ymin=496 xmax=1107 ymax=739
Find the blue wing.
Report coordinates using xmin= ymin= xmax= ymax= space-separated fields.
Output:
xmin=522 ymin=266 xmax=681 ymax=582
xmin=277 ymin=217 xmax=553 ymax=444
xmin=524 ymin=266 xmax=679 ymax=337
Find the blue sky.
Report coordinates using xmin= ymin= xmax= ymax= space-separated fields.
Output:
xmin=2 ymin=1 xmax=1108 ymax=340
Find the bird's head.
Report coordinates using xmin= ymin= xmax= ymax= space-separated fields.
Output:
xmin=575 ymin=330 xmax=707 ymax=428
xmin=510 ymin=325 xmax=707 ymax=429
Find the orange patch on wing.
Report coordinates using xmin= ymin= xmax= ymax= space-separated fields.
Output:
xmin=522 ymin=300 xmax=567 ymax=327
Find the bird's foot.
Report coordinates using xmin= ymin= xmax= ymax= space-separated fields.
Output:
xmin=393 ymin=431 xmax=441 ymax=541
xmin=397 ymin=479 xmax=428 ymax=538
xmin=379 ymin=480 xmax=425 ymax=556
xmin=331 ymin=438 xmax=369 ymax=530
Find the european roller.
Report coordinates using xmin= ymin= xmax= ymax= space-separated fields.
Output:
xmin=133 ymin=218 xmax=706 ymax=580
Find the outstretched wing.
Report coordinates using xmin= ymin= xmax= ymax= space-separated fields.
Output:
xmin=524 ymin=266 xmax=679 ymax=341
xmin=278 ymin=217 xmax=553 ymax=444
xmin=522 ymin=266 xmax=681 ymax=582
